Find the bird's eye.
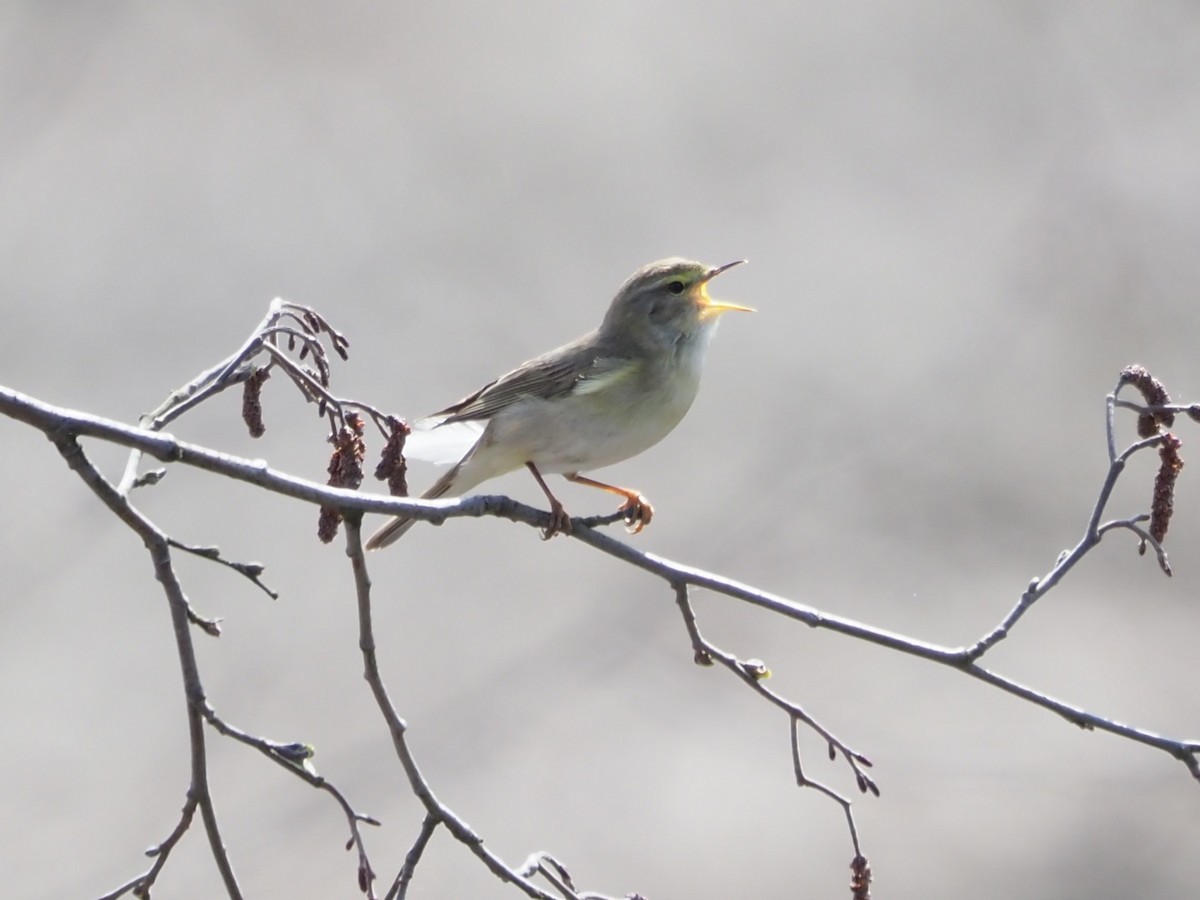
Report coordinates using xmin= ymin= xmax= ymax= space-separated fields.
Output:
xmin=666 ymin=280 xmax=685 ymax=294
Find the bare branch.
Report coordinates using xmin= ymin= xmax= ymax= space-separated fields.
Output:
xmin=167 ymin=537 xmax=278 ymax=599
xmin=968 ymin=379 xmax=1182 ymax=657
xmin=344 ymin=515 xmax=594 ymax=900
xmin=674 ymin=583 xmax=872 ymax=856
xmin=5 ymin=384 xmax=1196 ymax=786
xmin=386 ymin=814 xmax=439 ymax=900
xmin=94 ymin=794 xmax=198 ymax=900
xmin=5 ymin=348 xmax=1199 ymax=898
xmin=47 ymin=431 xmax=243 ymax=898
xmin=202 ymin=709 xmax=383 ymax=898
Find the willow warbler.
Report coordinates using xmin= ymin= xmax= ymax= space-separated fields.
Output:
xmin=365 ymin=257 xmax=751 ymax=549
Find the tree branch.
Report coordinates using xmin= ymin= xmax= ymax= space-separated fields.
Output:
xmin=6 ymin=384 xmax=1196 ymax=786
xmin=6 ymin=346 xmax=1198 ymax=899
xmin=49 ymin=432 xmax=243 ymax=899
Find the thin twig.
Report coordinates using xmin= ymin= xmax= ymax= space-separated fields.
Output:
xmin=674 ymin=582 xmax=870 ymax=856
xmin=115 ymin=298 xmax=372 ymax=496
xmin=93 ymin=794 xmax=198 ymax=900
xmin=168 ymin=538 xmax=278 ymax=599
xmin=343 ymin=516 xmax=565 ymax=900
xmin=48 ymin=432 xmax=243 ymax=898
xmin=200 ymin=706 xmax=382 ymax=899
xmin=386 ymin=814 xmax=439 ymax=900
xmin=967 ymin=401 xmax=1173 ymax=657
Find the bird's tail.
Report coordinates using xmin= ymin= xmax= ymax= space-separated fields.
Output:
xmin=365 ymin=462 xmax=463 ymax=550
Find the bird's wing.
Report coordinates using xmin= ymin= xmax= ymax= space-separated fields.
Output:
xmin=434 ymin=336 xmax=634 ymax=424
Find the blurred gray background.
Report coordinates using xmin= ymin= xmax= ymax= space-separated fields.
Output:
xmin=3 ymin=3 xmax=1199 ymax=898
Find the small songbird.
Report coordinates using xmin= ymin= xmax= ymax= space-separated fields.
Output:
xmin=365 ymin=258 xmax=751 ymax=549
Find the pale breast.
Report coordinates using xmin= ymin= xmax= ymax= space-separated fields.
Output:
xmin=485 ymin=353 xmax=705 ymax=474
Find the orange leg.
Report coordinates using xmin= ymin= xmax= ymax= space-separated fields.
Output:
xmin=526 ymin=462 xmax=573 ymax=539
xmin=565 ymin=473 xmax=654 ymax=534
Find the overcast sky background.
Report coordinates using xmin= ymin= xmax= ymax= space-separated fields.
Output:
xmin=3 ymin=3 xmax=1199 ymax=898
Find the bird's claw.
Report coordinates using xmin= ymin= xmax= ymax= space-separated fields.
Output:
xmin=619 ymin=494 xmax=654 ymax=534
xmin=541 ymin=501 xmax=573 ymax=540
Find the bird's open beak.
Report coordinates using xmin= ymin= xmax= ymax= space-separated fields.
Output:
xmin=697 ymin=259 xmax=754 ymax=317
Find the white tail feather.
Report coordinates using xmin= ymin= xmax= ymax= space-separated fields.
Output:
xmin=404 ymin=418 xmax=485 ymax=465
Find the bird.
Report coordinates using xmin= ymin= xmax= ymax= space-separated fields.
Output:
xmin=365 ymin=257 xmax=751 ymax=549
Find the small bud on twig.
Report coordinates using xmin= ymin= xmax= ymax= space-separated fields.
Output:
xmin=357 ymin=859 xmax=374 ymax=893
xmin=741 ymin=658 xmax=771 ymax=680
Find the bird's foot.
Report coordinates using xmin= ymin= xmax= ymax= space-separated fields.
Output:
xmin=618 ymin=493 xmax=654 ymax=534
xmin=541 ymin=499 xmax=573 ymax=540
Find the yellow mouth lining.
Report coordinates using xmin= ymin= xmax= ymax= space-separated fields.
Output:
xmin=695 ymin=260 xmax=752 ymax=317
